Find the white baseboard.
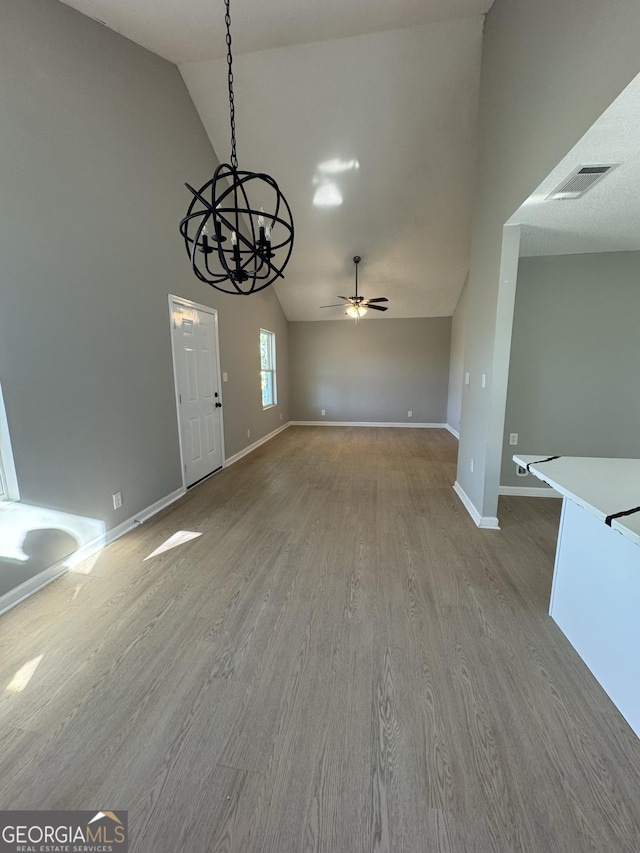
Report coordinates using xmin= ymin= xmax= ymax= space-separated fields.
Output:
xmin=88 ymin=486 xmax=187 ymax=555
xmin=453 ymin=481 xmax=500 ymax=530
xmin=225 ymin=422 xmax=291 ymax=467
xmin=0 ymin=486 xmax=186 ymax=616
xmin=0 ymin=563 xmax=70 ymax=616
xmin=445 ymin=424 xmax=460 ymax=440
xmin=290 ymin=421 xmax=447 ymax=429
xmin=499 ymin=485 xmax=561 ymax=498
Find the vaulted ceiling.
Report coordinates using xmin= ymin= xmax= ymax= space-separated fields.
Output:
xmin=511 ymin=74 xmax=640 ymax=258
xmin=60 ymin=0 xmax=495 ymax=319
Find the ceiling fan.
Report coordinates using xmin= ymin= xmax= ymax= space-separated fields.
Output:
xmin=320 ymin=256 xmax=389 ymax=321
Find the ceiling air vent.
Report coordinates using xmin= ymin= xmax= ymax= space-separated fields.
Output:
xmin=547 ymin=164 xmax=619 ymax=200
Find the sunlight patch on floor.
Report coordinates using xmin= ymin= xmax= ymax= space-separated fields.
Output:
xmin=144 ymin=530 xmax=202 ymax=561
xmin=6 ymin=654 xmax=44 ymax=693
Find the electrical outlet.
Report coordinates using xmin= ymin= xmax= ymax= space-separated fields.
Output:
xmin=516 ymin=464 xmax=529 ymax=478
xmin=112 ymin=491 xmax=122 ymax=510
xmin=464 ymin=371 xmax=470 ymax=386
xmin=509 ymin=432 xmax=518 ymax=446
xmin=222 ymin=372 xmax=228 ymax=382
xmin=481 ymin=373 xmax=486 ymax=388
xmin=321 ymin=409 xmax=326 ymax=416
xmin=247 ymin=429 xmax=251 ymax=438
xmin=280 ymin=413 xmax=284 ymax=420
xmin=470 ymin=458 xmax=474 ymax=474
xmin=407 ymin=410 xmax=412 ymax=417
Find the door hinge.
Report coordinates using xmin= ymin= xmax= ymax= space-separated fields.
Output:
xmin=184 ymin=464 xmax=187 ymax=473
xmin=179 ymin=393 xmax=182 ymax=404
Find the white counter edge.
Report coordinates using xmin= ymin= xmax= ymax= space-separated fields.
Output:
xmin=513 ymin=454 xmax=640 ymax=549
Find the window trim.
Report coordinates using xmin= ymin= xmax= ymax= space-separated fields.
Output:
xmin=260 ymin=329 xmax=277 ymax=410
xmin=0 ymin=380 xmax=20 ymax=501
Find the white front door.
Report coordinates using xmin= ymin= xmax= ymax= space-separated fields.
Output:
xmin=170 ymin=298 xmax=224 ymax=487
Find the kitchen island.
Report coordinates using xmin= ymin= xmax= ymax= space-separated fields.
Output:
xmin=513 ymin=455 xmax=640 ymax=738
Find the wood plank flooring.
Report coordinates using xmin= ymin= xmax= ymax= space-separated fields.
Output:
xmin=2 ymin=426 xmax=640 ymax=852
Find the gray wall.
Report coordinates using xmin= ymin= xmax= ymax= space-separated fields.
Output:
xmin=446 ymin=278 xmax=468 ymax=435
xmin=0 ymin=0 xmax=289 ymax=532
xmin=457 ymin=0 xmax=640 ymax=519
xmin=501 ymin=252 xmax=640 ymax=488
xmin=289 ymin=318 xmax=451 ymax=424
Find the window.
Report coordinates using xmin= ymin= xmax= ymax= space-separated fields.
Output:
xmin=260 ymin=329 xmax=277 ymax=409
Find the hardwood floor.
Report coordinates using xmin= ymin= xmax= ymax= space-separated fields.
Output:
xmin=1 ymin=426 xmax=640 ymax=851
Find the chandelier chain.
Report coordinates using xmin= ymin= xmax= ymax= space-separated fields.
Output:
xmin=224 ymin=0 xmax=238 ymax=169
xmin=179 ymin=0 xmax=294 ymax=295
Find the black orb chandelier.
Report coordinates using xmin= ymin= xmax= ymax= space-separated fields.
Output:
xmin=179 ymin=0 xmax=294 ymax=295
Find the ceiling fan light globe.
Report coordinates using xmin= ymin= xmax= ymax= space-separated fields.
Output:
xmin=346 ymin=305 xmax=367 ymax=319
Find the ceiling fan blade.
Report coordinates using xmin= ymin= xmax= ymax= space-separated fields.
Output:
xmin=320 ymin=304 xmax=346 ymax=308
xmin=366 ymin=304 xmax=388 ymax=311
xmin=365 ymin=297 xmax=388 ymax=303
xmin=337 ymin=296 xmax=352 ymax=301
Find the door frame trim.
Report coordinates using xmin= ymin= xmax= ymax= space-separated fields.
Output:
xmin=168 ymin=294 xmax=226 ymax=490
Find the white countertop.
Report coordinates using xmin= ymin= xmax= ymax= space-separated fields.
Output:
xmin=513 ymin=455 xmax=640 ymax=548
